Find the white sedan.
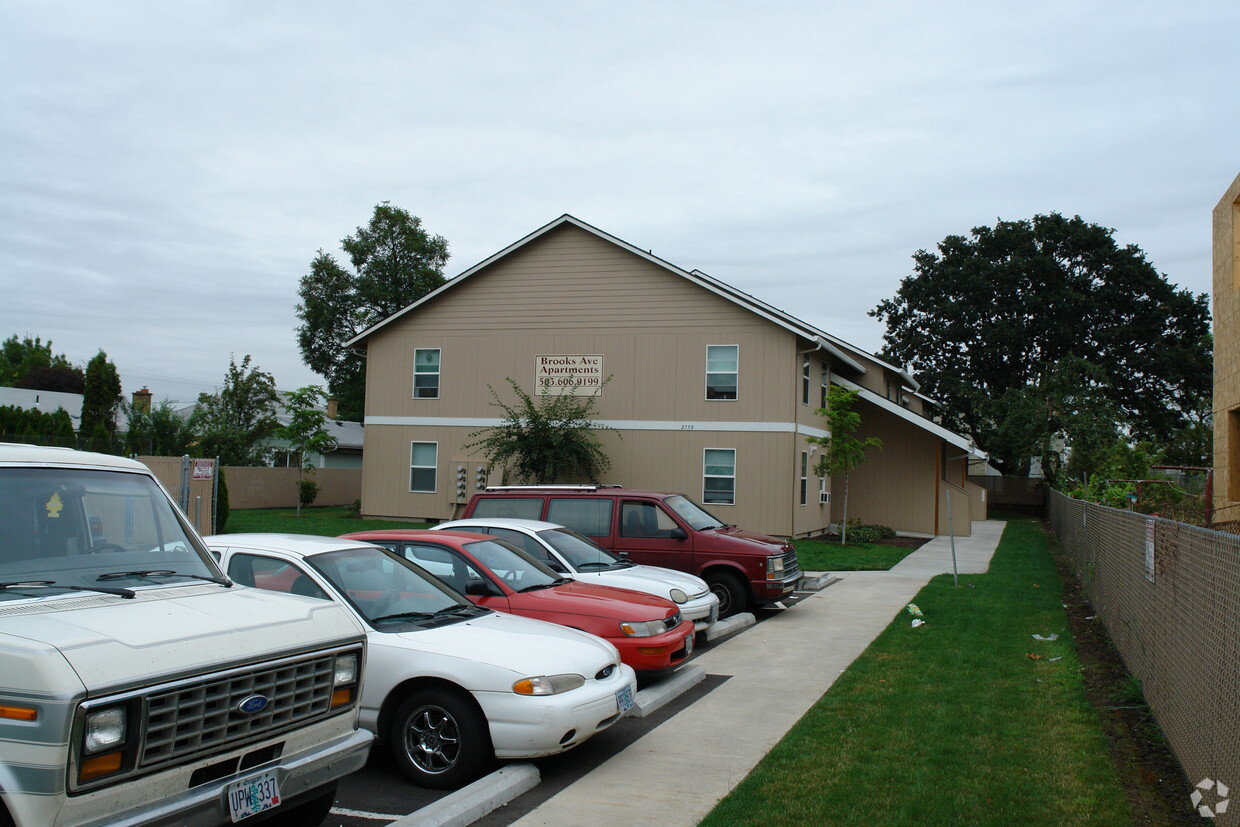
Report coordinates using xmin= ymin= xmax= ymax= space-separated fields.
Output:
xmin=206 ymin=533 xmax=637 ymax=790
xmin=434 ymin=518 xmax=720 ymax=631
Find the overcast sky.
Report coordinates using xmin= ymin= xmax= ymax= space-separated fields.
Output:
xmin=2 ymin=1 xmax=1236 ymax=409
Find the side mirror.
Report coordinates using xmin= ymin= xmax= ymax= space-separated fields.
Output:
xmin=465 ymin=579 xmax=501 ymax=597
xmin=669 ymin=528 xmax=688 ymax=542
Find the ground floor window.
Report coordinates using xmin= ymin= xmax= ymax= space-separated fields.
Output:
xmin=800 ymin=451 xmax=809 ymax=506
xmin=704 ymin=448 xmax=736 ymax=505
xmin=410 ymin=442 xmax=438 ymax=492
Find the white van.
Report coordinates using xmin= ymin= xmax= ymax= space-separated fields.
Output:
xmin=0 ymin=445 xmax=371 ymax=827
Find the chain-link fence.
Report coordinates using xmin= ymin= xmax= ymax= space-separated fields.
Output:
xmin=1049 ymin=490 xmax=1239 ymax=811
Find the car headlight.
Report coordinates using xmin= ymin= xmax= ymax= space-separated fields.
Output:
xmin=331 ymin=651 xmax=361 ymax=709
xmin=84 ymin=707 xmax=126 ymax=754
xmin=668 ymin=588 xmax=688 ymax=604
xmin=513 ymin=674 xmax=586 ymax=695
xmin=619 ymin=619 xmax=666 ymax=637
xmin=767 ymin=555 xmax=785 ymax=579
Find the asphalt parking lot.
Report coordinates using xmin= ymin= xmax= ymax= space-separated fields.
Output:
xmin=318 ymin=598 xmax=807 ymax=827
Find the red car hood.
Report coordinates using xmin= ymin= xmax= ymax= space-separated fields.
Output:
xmin=713 ymin=525 xmax=790 ymax=549
xmin=510 ymin=579 xmax=677 ymax=621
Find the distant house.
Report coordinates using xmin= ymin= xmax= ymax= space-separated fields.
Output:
xmin=346 ymin=215 xmax=986 ymax=537
xmin=1212 ymin=172 xmax=1240 ymax=525
xmin=0 ymin=387 xmax=86 ymax=430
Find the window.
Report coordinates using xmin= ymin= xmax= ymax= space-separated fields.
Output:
xmin=802 ymin=360 xmax=811 ymax=405
xmin=704 ymin=449 xmax=736 ymax=505
xmin=410 ymin=442 xmax=438 ymax=492
xmin=620 ymin=501 xmax=681 ymax=538
xmin=227 ymin=554 xmax=330 ymax=601
xmin=821 ymin=364 xmax=830 ymax=408
xmin=472 ymin=497 xmax=543 ymax=520
xmin=706 ymin=345 xmax=738 ymax=400
xmin=413 ymin=348 xmax=441 ymax=399
xmin=800 ymin=452 xmax=809 ymax=506
xmin=547 ymin=498 xmax=612 ymax=537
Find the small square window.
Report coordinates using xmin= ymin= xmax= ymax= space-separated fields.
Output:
xmin=414 ymin=348 xmax=440 ymax=399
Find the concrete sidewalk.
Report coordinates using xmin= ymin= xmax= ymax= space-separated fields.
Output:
xmin=509 ymin=519 xmax=1006 ymax=826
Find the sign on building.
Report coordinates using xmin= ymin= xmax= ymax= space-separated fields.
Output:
xmin=534 ymin=355 xmax=603 ymax=396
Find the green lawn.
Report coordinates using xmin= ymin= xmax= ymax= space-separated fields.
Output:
xmin=220 ymin=506 xmax=431 ymax=537
xmin=793 ymin=537 xmax=919 ymax=571
xmin=703 ymin=519 xmax=1130 ymax=827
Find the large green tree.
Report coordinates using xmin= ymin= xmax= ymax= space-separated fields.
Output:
xmin=0 ymin=334 xmax=84 ymax=392
xmin=195 ymin=355 xmax=280 ymax=466
xmin=124 ymin=399 xmax=201 ymax=457
xmin=871 ymin=214 xmax=1211 ymax=477
xmin=80 ymin=351 xmax=122 ymax=451
xmin=296 ymin=203 xmax=449 ymax=420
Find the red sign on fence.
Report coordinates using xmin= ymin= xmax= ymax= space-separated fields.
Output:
xmin=192 ymin=459 xmax=214 ymax=480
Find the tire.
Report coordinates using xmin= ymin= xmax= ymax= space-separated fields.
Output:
xmin=389 ymin=688 xmax=492 ymax=789
xmin=705 ymin=570 xmax=749 ymax=617
xmin=258 ymin=783 xmax=336 ymax=826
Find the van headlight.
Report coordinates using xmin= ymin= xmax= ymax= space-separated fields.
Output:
xmin=513 ymin=674 xmax=585 ymax=695
xmin=84 ymin=707 xmax=126 ymax=754
xmin=331 ymin=651 xmax=361 ymax=709
xmin=766 ymin=555 xmax=785 ymax=580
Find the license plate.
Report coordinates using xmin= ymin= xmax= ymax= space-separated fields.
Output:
xmin=615 ymin=684 xmax=635 ymax=714
xmin=684 ymin=632 xmax=695 ymax=657
xmin=227 ymin=770 xmax=281 ymax=822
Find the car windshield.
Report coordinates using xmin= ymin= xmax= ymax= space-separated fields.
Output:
xmin=463 ymin=538 xmax=564 ymax=591
xmin=306 ymin=546 xmax=478 ymax=625
xmin=0 ymin=466 xmax=221 ymax=602
xmin=663 ymin=495 xmax=725 ymax=530
xmin=538 ymin=528 xmax=627 ymax=571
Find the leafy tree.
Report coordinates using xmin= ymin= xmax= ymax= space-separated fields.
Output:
xmin=872 ymin=213 xmax=1211 ymax=476
xmin=296 ymin=203 xmax=450 ymax=420
xmin=465 ymin=378 xmax=617 ymax=484
xmin=274 ymin=385 xmax=338 ymax=516
xmin=0 ymin=404 xmax=75 ymax=447
xmin=807 ymin=385 xmax=882 ymax=544
xmin=80 ymin=351 xmax=122 ymax=451
xmin=195 ymin=355 xmax=280 ymax=466
xmin=125 ymin=399 xmax=200 ymax=457
xmin=0 ymin=334 xmax=83 ymax=391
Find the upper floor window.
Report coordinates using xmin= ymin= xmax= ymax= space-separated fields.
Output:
xmin=414 ymin=348 xmax=441 ymax=399
xmin=820 ymin=364 xmax=830 ymax=408
xmin=802 ymin=360 xmax=811 ymax=405
xmin=704 ymin=448 xmax=736 ymax=505
xmin=706 ymin=345 xmax=738 ymax=400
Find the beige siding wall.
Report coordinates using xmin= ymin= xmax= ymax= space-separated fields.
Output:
xmin=830 ymin=401 xmax=941 ymax=535
xmin=1214 ymin=174 xmax=1240 ymax=524
xmin=222 ymin=467 xmax=363 ymax=510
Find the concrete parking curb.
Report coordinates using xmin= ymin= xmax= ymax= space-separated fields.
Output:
xmin=627 ymin=664 xmax=706 ymax=718
xmin=799 ymin=572 xmax=841 ymax=592
xmin=391 ymin=763 xmax=540 ymax=827
xmin=703 ymin=611 xmax=755 ymax=642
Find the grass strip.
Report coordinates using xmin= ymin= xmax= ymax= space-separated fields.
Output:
xmin=221 ymin=506 xmax=430 ymax=537
xmin=793 ymin=537 xmax=918 ymax=570
xmin=703 ymin=519 xmax=1130 ymax=827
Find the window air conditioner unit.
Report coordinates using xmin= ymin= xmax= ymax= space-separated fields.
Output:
xmin=819 ymin=491 xmax=831 ymax=504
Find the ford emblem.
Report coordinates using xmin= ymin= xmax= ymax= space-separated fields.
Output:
xmin=238 ymin=694 xmax=270 ymax=715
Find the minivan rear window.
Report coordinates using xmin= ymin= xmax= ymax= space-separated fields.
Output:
xmin=547 ymin=497 xmax=612 ymax=538
xmin=472 ymin=497 xmax=543 ymax=520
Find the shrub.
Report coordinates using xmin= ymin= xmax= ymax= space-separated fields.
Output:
xmin=215 ymin=467 xmax=230 ymax=533
xmin=843 ymin=521 xmax=896 ymax=544
xmin=298 ymin=479 xmax=319 ymax=509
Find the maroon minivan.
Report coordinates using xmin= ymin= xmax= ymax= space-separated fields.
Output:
xmin=462 ymin=485 xmax=801 ymax=616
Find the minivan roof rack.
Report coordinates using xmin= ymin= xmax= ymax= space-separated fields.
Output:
xmin=482 ymin=484 xmax=623 ymax=492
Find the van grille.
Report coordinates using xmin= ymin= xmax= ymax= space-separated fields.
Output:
xmin=782 ymin=549 xmax=801 ymax=579
xmin=140 ymin=652 xmax=337 ymax=767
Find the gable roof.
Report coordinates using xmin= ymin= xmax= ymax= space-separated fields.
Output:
xmin=342 ymin=214 xmax=916 ymax=389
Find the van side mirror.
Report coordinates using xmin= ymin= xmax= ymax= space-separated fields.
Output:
xmin=669 ymin=528 xmax=688 ymax=541
xmin=465 ymin=579 xmax=501 ymax=597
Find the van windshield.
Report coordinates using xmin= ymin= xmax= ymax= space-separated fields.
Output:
xmin=0 ymin=467 xmax=221 ymax=601
xmin=663 ymin=495 xmax=725 ymax=530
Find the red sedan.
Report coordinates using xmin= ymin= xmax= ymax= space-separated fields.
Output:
xmin=341 ymin=530 xmax=696 ymax=673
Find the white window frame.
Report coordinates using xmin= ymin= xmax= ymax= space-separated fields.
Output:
xmin=802 ymin=360 xmax=811 ymax=405
xmin=703 ymin=448 xmax=736 ymax=505
xmin=705 ymin=345 xmax=739 ymax=401
xmin=409 ymin=441 xmax=438 ymax=493
xmin=413 ymin=348 xmax=441 ymax=400
xmin=820 ymin=363 xmax=830 ymax=409
xmin=800 ymin=451 xmax=809 ymax=506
